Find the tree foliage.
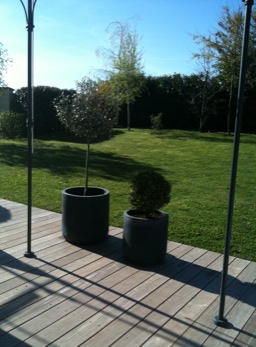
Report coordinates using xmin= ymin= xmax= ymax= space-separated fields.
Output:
xmin=193 ymin=5 xmax=256 ymax=134
xmin=0 ymin=111 xmax=25 ymax=139
xmin=0 ymin=43 xmax=12 ymax=87
xmin=97 ymin=20 xmax=145 ymax=129
xmin=13 ymin=86 xmax=69 ymax=134
xmin=54 ymin=77 xmax=117 ymax=194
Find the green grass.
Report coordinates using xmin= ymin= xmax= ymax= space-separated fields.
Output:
xmin=0 ymin=129 xmax=255 ymax=261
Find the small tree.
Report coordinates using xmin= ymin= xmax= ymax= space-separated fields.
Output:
xmin=150 ymin=113 xmax=163 ymax=131
xmin=97 ymin=20 xmax=144 ymax=130
xmin=54 ymin=77 xmax=117 ymax=195
xmin=0 ymin=42 xmax=12 ymax=88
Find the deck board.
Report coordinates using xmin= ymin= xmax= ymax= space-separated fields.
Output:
xmin=0 ymin=198 xmax=255 ymax=346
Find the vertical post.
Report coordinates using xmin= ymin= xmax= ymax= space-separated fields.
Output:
xmin=20 ymin=0 xmax=37 ymax=258
xmin=214 ymin=0 xmax=254 ymax=327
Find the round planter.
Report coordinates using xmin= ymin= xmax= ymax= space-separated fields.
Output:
xmin=62 ymin=186 xmax=109 ymax=245
xmin=123 ymin=210 xmax=169 ymax=265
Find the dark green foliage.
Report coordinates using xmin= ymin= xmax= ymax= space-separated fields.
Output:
xmin=54 ymin=77 xmax=118 ymax=193
xmin=150 ymin=113 xmax=163 ymax=130
xmin=0 ymin=111 xmax=25 ymax=139
xmin=12 ymin=86 xmax=74 ymax=134
xmin=54 ymin=79 xmax=117 ymax=143
xmin=129 ymin=170 xmax=171 ymax=217
xmin=9 ymin=74 xmax=256 ymax=135
xmin=118 ymin=73 xmax=256 ymax=133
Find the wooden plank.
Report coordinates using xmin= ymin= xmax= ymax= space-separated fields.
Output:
xmin=174 ymin=260 xmax=256 ymax=346
xmin=203 ymin=263 xmax=256 ymax=347
xmin=140 ymin=255 xmax=226 ymax=346
xmin=15 ymin=246 xmax=190 ymax=346
xmin=0 ymin=222 xmax=61 ymax=249
xmin=0 ymin=214 xmax=61 ymax=240
xmin=0 ymin=200 xmax=255 ymax=346
xmin=106 ymin=248 xmax=221 ymax=347
xmin=232 ymin=311 xmax=256 ymax=347
xmin=0 ymin=250 xmax=123 ymax=331
xmin=46 ymin=247 xmax=210 ymax=346
xmin=0 ymin=218 xmax=61 ymax=244
xmin=45 ymin=271 xmax=167 ymax=347
xmin=1 ymin=264 xmax=140 ymax=345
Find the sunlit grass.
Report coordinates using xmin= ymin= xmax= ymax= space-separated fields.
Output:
xmin=0 ymin=129 xmax=255 ymax=261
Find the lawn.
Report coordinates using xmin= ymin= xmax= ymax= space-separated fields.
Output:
xmin=0 ymin=129 xmax=255 ymax=261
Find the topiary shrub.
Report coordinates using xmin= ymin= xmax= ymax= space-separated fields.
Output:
xmin=0 ymin=111 xmax=25 ymax=139
xmin=129 ymin=170 xmax=171 ymax=218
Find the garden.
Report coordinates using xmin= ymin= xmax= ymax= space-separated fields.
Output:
xmin=0 ymin=128 xmax=255 ymax=261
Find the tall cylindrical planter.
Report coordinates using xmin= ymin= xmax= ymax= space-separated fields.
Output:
xmin=62 ymin=186 xmax=109 ymax=245
xmin=123 ymin=210 xmax=169 ymax=265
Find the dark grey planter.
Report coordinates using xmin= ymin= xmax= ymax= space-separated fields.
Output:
xmin=123 ymin=210 xmax=169 ymax=265
xmin=62 ymin=186 xmax=109 ymax=245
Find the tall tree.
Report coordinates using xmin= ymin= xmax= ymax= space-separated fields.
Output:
xmin=193 ymin=5 xmax=256 ymax=134
xmin=97 ymin=20 xmax=144 ymax=130
xmin=193 ymin=46 xmax=222 ymax=132
xmin=0 ymin=42 xmax=12 ymax=87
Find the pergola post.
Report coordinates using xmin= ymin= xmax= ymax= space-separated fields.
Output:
xmin=214 ymin=0 xmax=254 ymax=327
xmin=20 ymin=0 xmax=38 ymax=258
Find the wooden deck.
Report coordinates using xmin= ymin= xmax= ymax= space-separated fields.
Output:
xmin=0 ymin=198 xmax=255 ymax=347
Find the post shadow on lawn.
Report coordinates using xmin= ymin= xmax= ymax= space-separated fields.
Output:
xmin=0 ymin=206 xmax=11 ymax=223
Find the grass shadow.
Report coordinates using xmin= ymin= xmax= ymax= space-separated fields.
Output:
xmin=157 ymin=130 xmax=256 ymax=144
xmin=0 ymin=142 xmax=154 ymax=182
xmin=36 ymin=129 xmax=125 ymax=144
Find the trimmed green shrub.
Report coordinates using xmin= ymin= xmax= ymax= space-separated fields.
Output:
xmin=0 ymin=111 xmax=25 ymax=139
xmin=150 ymin=113 xmax=163 ymax=130
xmin=129 ymin=170 xmax=171 ymax=217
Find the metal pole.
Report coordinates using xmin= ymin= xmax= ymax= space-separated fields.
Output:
xmin=20 ymin=0 xmax=37 ymax=258
xmin=214 ymin=0 xmax=254 ymax=327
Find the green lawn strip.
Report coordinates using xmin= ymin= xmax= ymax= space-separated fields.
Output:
xmin=0 ymin=129 xmax=255 ymax=261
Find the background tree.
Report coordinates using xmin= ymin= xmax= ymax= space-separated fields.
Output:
xmin=0 ymin=42 xmax=12 ymax=87
xmin=193 ymin=5 xmax=256 ymax=134
xmin=193 ymin=46 xmax=222 ymax=132
xmin=97 ymin=20 xmax=144 ymax=130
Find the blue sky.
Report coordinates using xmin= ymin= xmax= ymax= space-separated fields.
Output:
xmin=0 ymin=0 xmax=243 ymax=90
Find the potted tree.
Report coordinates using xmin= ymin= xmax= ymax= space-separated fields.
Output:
xmin=123 ymin=170 xmax=171 ymax=265
xmin=54 ymin=77 xmax=117 ymax=245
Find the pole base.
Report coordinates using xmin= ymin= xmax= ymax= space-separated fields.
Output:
xmin=24 ymin=251 xmax=36 ymax=258
xmin=214 ymin=316 xmax=228 ymax=327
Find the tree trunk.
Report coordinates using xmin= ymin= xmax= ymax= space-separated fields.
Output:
xmin=84 ymin=141 xmax=90 ymax=195
xmin=199 ymin=72 xmax=208 ymax=133
xmin=127 ymin=101 xmax=131 ymax=130
xmin=227 ymin=75 xmax=234 ymax=136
